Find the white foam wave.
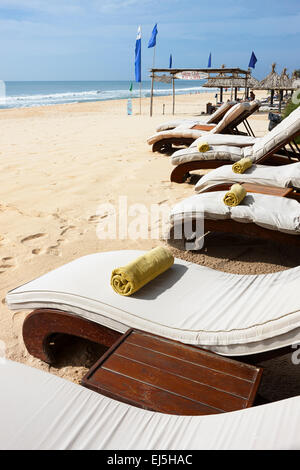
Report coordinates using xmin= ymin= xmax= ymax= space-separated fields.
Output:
xmin=2 ymin=85 xmax=217 ymax=109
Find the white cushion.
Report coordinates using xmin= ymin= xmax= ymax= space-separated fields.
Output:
xmin=211 ymin=102 xmax=250 ymax=134
xmin=6 ymin=249 xmax=300 ymax=352
xmin=156 ymin=119 xmax=207 ymax=132
xmin=2 ymin=360 xmax=300 ymax=450
xmin=252 ymin=106 xmax=300 ymax=161
xmin=147 ymin=126 xmax=211 ymax=146
xmin=171 ymin=145 xmax=243 ymax=165
xmin=189 ymin=133 xmax=257 ymax=148
xmin=155 ymin=102 xmax=237 ymax=132
xmin=195 ymin=162 xmax=300 ymax=193
xmin=171 ymin=191 xmax=300 ymax=234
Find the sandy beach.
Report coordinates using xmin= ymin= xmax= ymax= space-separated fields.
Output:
xmin=1 ymin=90 xmax=300 ymax=402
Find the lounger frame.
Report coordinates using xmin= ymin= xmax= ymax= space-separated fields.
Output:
xmin=23 ymin=309 xmax=122 ymax=363
xmin=22 ymin=308 xmax=291 ymax=366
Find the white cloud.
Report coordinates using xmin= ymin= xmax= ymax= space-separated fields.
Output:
xmin=0 ymin=0 xmax=84 ymax=15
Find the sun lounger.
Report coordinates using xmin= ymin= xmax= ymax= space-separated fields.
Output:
xmin=171 ymin=106 xmax=300 ymax=183
xmin=6 ymin=249 xmax=300 ymax=360
xmin=148 ymin=101 xmax=260 ymax=154
xmin=195 ymin=162 xmax=300 ymax=194
xmin=155 ymin=101 xmax=237 ymax=132
xmin=170 ymin=190 xmax=300 ymax=255
xmin=1 ymin=360 xmax=300 ymax=449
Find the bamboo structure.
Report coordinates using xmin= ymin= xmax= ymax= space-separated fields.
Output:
xmin=149 ymin=67 xmax=249 ymax=116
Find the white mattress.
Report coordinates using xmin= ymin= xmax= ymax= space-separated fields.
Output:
xmin=155 ymin=102 xmax=238 ymax=132
xmin=6 ymin=249 xmax=300 ymax=354
xmin=171 ymin=145 xmax=244 ymax=165
xmin=171 ymin=191 xmax=300 ymax=235
xmin=195 ymin=162 xmax=300 ymax=193
xmin=1 ymin=360 xmax=300 ymax=450
xmin=189 ymin=133 xmax=257 ymax=148
xmin=252 ymin=106 xmax=300 ymax=161
xmin=210 ymin=102 xmax=250 ymax=134
xmin=147 ymin=126 xmax=209 ymax=146
xmin=156 ymin=119 xmax=209 ymax=132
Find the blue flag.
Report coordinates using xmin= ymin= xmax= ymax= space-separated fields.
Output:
xmin=248 ymin=51 xmax=257 ymax=69
xmin=169 ymin=54 xmax=172 ymax=68
xmin=135 ymin=26 xmax=141 ymax=83
xmin=148 ymin=24 xmax=158 ymax=48
xmin=208 ymin=52 xmax=212 ymax=68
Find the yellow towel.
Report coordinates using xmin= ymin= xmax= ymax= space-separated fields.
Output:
xmin=223 ymin=184 xmax=247 ymax=207
xmin=111 ymin=247 xmax=174 ymax=296
xmin=197 ymin=142 xmax=210 ymax=153
xmin=232 ymin=157 xmax=253 ymax=174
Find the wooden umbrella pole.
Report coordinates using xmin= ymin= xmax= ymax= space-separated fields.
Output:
xmin=172 ymin=76 xmax=175 ymax=115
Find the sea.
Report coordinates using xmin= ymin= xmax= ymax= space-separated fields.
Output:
xmin=0 ymin=80 xmax=214 ymax=109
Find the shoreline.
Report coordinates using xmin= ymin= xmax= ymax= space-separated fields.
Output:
xmin=0 ymin=89 xmax=268 ymax=118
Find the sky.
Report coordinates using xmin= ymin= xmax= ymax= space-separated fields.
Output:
xmin=0 ymin=0 xmax=298 ymax=81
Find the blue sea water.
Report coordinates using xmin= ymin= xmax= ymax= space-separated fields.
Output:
xmin=0 ymin=80 xmax=212 ymax=109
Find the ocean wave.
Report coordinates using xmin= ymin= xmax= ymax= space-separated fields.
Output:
xmin=1 ymin=85 xmax=217 ymax=109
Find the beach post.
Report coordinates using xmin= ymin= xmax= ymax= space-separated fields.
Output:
xmin=150 ymin=71 xmax=154 ymax=116
xmin=172 ymin=74 xmax=175 ymax=115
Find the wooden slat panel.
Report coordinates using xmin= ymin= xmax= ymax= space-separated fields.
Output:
xmin=192 ymin=124 xmax=215 ymax=131
xmin=104 ymin=354 xmax=247 ymax=412
xmin=89 ymin=368 xmax=220 ymax=415
xmin=241 ymin=183 xmax=293 ymax=197
xmin=127 ymin=332 xmax=258 ymax=382
xmin=115 ymin=342 xmax=251 ymax=403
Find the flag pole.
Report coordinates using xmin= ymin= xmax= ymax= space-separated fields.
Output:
xmin=152 ymin=45 xmax=156 ymax=69
xmin=139 ymin=82 xmax=142 ymax=114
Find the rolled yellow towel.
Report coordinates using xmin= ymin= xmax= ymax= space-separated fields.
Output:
xmin=111 ymin=247 xmax=174 ymax=296
xmin=232 ymin=157 xmax=253 ymax=174
xmin=197 ymin=142 xmax=210 ymax=153
xmin=223 ymin=183 xmax=247 ymax=207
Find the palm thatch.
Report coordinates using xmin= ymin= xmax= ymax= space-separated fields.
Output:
xmin=204 ymin=64 xmax=258 ymax=90
xmin=247 ymin=75 xmax=260 ymax=89
xmin=257 ymin=63 xmax=281 ymax=90
xmin=277 ymin=68 xmax=297 ymax=90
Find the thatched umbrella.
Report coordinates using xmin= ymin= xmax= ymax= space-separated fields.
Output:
xmin=203 ymin=69 xmax=256 ymax=101
xmin=247 ymin=75 xmax=260 ymax=89
xmin=279 ymin=68 xmax=292 ymax=90
xmin=257 ymin=63 xmax=281 ymax=106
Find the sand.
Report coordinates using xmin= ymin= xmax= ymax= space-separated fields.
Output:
xmin=1 ymin=89 xmax=300 ymax=403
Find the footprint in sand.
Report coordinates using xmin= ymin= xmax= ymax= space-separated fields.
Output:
xmin=60 ymin=225 xmax=75 ymax=236
xmin=0 ymin=256 xmax=17 ymax=274
xmin=21 ymin=233 xmax=47 ymax=256
xmin=88 ymin=215 xmax=107 ymax=223
xmin=46 ymin=238 xmax=64 ymax=256
xmin=21 ymin=233 xmax=46 ymax=245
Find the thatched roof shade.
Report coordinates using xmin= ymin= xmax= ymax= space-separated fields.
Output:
xmin=203 ymin=74 xmax=259 ymax=89
xmin=257 ymin=63 xmax=281 ymax=90
xmin=247 ymin=75 xmax=260 ymax=89
xmin=203 ymin=64 xmax=259 ymax=89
